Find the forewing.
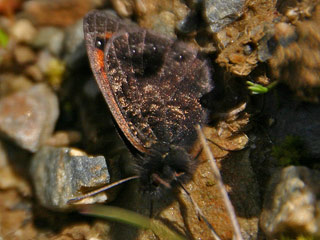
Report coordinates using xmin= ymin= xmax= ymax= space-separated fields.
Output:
xmin=84 ymin=11 xmax=148 ymax=153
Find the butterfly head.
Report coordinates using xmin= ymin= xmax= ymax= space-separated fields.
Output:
xmin=137 ymin=144 xmax=194 ymax=197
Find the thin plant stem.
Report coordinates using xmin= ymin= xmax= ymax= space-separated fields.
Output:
xmin=197 ymin=125 xmax=243 ymax=240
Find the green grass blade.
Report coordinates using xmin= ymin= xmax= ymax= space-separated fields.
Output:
xmin=79 ymin=205 xmax=186 ymax=240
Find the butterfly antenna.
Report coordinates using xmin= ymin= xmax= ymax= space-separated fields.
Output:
xmin=178 ymin=182 xmax=221 ymax=240
xmin=67 ymin=175 xmax=139 ymax=204
xmin=196 ymin=125 xmax=243 ymax=240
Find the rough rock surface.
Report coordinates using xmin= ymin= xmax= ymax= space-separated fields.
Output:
xmin=0 ymin=84 xmax=59 ymax=152
xmin=30 ymin=146 xmax=112 ymax=210
xmin=261 ymin=166 xmax=320 ymax=238
xmin=269 ymin=5 xmax=320 ymax=102
xmin=204 ymin=0 xmax=246 ymax=33
xmin=215 ymin=1 xmax=278 ymax=76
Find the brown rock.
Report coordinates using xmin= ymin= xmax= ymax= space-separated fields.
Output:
xmin=0 ymin=74 xmax=33 ymax=96
xmin=111 ymin=0 xmax=134 ymax=17
xmin=10 ymin=19 xmax=37 ymax=43
xmin=24 ymin=65 xmax=43 ymax=82
xmin=22 ymin=0 xmax=98 ymax=27
xmin=215 ymin=0 xmax=278 ymax=76
xmin=269 ymin=5 xmax=320 ymax=102
xmin=13 ymin=45 xmax=36 ymax=65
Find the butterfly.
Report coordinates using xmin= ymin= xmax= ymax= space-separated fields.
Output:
xmin=83 ymin=10 xmax=213 ymax=197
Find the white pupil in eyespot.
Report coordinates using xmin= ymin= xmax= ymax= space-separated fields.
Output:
xmin=96 ymin=40 xmax=102 ymax=48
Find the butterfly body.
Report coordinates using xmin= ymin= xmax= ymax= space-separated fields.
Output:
xmin=84 ymin=10 xmax=213 ymax=196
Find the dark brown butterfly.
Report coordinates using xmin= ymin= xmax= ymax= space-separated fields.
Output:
xmin=83 ymin=10 xmax=213 ymax=197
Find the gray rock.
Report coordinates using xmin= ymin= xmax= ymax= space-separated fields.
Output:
xmin=36 ymin=50 xmax=54 ymax=73
xmin=63 ymin=19 xmax=87 ymax=68
xmin=257 ymin=23 xmax=276 ymax=62
xmin=204 ymin=0 xmax=245 ymax=33
xmin=260 ymin=166 xmax=320 ymax=238
xmin=63 ymin=19 xmax=84 ymax=56
xmin=30 ymin=146 xmax=111 ymax=210
xmin=0 ymin=84 xmax=59 ymax=152
xmin=33 ymin=27 xmax=65 ymax=56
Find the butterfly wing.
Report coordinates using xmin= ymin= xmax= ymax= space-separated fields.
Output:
xmin=84 ymin=11 xmax=147 ymax=153
xmin=84 ymin=10 xmax=213 ymax=153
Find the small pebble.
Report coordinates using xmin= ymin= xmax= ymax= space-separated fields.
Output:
xmin=134 ymin=0 xmax=147 ymax=16
xmin=36 ymin=50 xmax=53 ymax=73
xmin=243 ymin=43 xmax=254 ymax=55
xmin=151 ymin=11 xmax=177 ymax=38
xmin=0 ymin=74 xmax=33 ymax=96
xmin=11 ymin=19 xmax=37 ymax=43
xmin=13 ymin=45 xmax=36 ymax=64
xmin=63 ymin=19 xmax=84 ymax=56
xmin=45 ymin=130 xmax=82 ymax=147
xmin=46 ymin=58 xmax=66 ymax=89
xmin=111 ymin=0 xmax=133 ymax=17
xmin=24 ymin=65 xmax=43 ymax=82
xmin=33 ymin=27 xmax=64 ymax=56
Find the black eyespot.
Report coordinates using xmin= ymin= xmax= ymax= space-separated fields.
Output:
xmin=95 ymin=38 xmax=104 ymax=50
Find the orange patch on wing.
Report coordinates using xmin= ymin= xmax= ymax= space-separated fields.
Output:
xmin=105 ymin=32 xmax=113 ymax=40
xmin=96 ymin=49 xmax=106 ymax=77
